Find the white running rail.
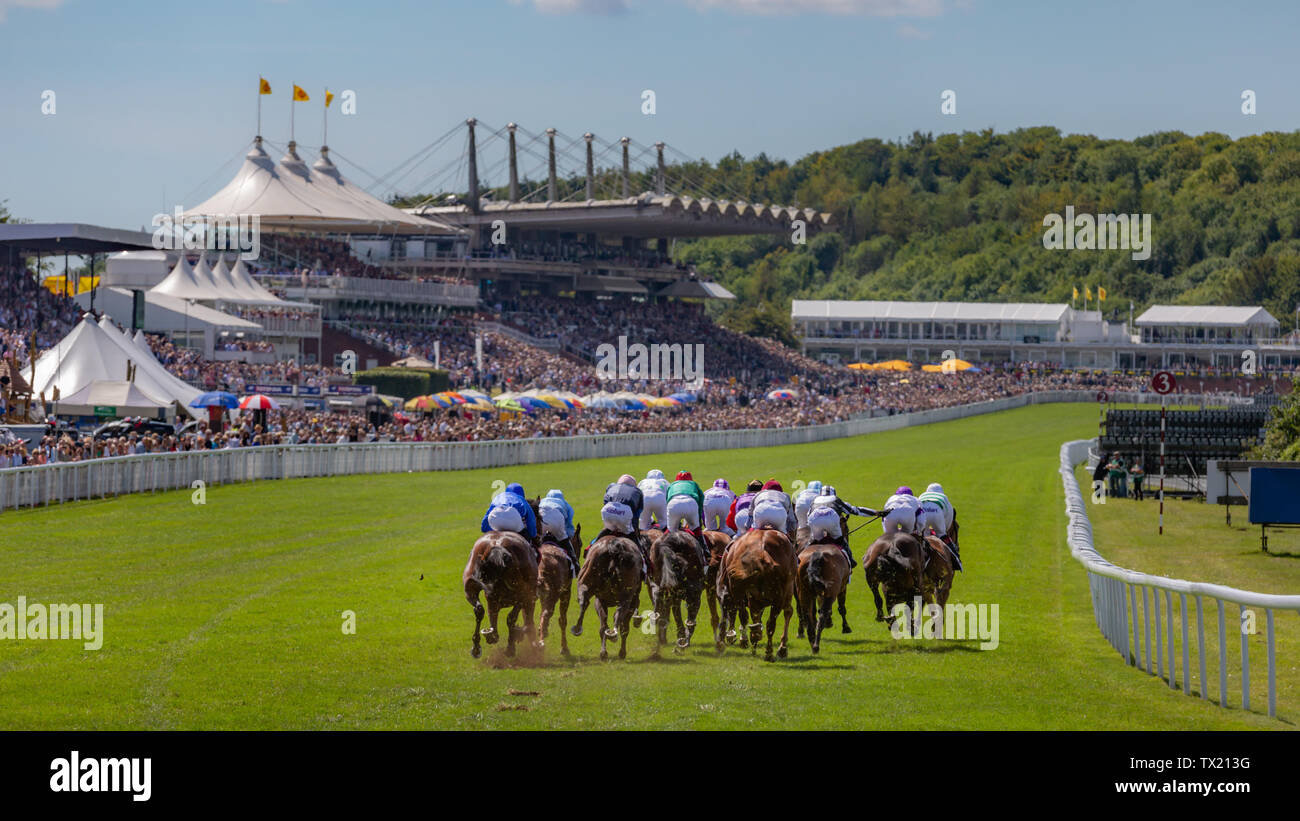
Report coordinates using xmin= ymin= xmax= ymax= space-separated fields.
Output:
xmin=1060 ymin=438 xmax=1300 ymax=719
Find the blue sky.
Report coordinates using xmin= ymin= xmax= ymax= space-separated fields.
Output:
xmin=2 ymin=0 xmax=1299 ymax=231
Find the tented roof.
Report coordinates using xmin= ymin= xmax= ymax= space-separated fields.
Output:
xmin=1135 ymin=305 xmax=1279 ymax=328
xmin=73 ymin=288 xmax=262 ymax=334
xmin=32 ymin=316 xmax=202 ymax=409
xmin=57 ymin=380 xmax=172 ymax=418
xmin=151 ymin=252 xmax=225 ymax=301
xmin=184 ymin=138 xmax=460 ymax=235
xmin=791 ymin=300 xmax=1070 ymax=323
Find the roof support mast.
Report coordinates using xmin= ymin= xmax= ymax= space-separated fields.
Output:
xmin=621 ymin=137 xmax=630 ymax=198
xmin=546 ymin=128 xmax=558 ymax=202
xmin=584 ymin=133 xmax=595 ymax=201
xmin=466 ymin=117 xmax=479 ymax=214
xmin=507 ymin=123 xmax=520 ymax=204
xmin=655 ymin=141 xmax=666 ymax=196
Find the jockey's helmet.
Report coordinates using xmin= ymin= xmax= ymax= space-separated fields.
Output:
xmin=762 ymin=479 xmax=783 ymax=492
xmin=618 ymin=474 xmax=636 ymax=486
xmin=647 ymin=469 xmax=664 ymax=480
xmin=808 ymin=480 xmax=822 ymax=492
xmin=546 ymin=489 xmax=565 ymax=500
xmin=926 ymin=483 xmax=944 ymax=494
xmin=675 ymin=471 xmax=693 ymax=481
xmin=506 ymin=482 xmax=524 ymax=496
xmin=896 ymin=485 xmax=913 ymax=496
xmin=746 ymin=479 xmax=763 ymax=492
xmin=713 ymin=478 xmax=730 ymax=489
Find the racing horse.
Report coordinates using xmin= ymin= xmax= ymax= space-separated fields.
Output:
xmin=701 ymin=529 xmax=732 ymax=636
xmin=793 ymin=514 xmax=852 ymax=640
xmin=647 ymin=529 xmax=707 ymax=653
xmin=536 ymin=523 xmax=581 ymax=657
xmin=794 ymin=514 xmax=853 ymax=651
xmin=919 ymin=532 xmax=956 ymax=612
xmin=463 ymin=526 xmax=539 ymax=659
xmin=715 ymin=527 xmax=797 ymax=661
xmin=571 ymin=531 xmax=644 ymax=660
xmin=861 ymin=531 xmax=925 ymax=636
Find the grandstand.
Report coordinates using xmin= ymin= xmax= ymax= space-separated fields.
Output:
xmin=1099 ymin=408 xmax=1270 ymax=489
xmin=794 ymin=299 xmax=1300 ymax=371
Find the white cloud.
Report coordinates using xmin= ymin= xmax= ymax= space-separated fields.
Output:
xmin=508 ymin=0 xmax=631 ymax=13
xmin=0 ymin=0 xmax=63 ymax=23
xmin=897 ymin=23 xmax=931 ymax=38
xmin=686 ymin=0 xmax=943 ymax=15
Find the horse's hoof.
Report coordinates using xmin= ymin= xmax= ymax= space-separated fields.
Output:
xmin=505 ymin=647 xmax=515 ymax=658
xmin=765 ymin=652 xmax=774 ymax=662
xmin=777 ymin=646 xmax=788 ymax=659
xmin=600 ymin=650 xmax=609 ymax=661
xmin=842 ymin=625 xmax=852 ymax=634
xmin=570 ymin=625 xmax=583 ymax=637
xmin=715 ymin=642 xmax=725 ymax=655
xmin=676 ymin=637 xmax=690 ymax=649
xmin=533 ymin=640 xmax=545 ymax=649
xmin=631 ymin=615 xmax=643 ymax=628
xmin=471 ymin=646 xmax=481 ymax=658
xmin=603 ymin=628 xmax=618 ymax=638
xmin=619 ymin=649 xmax=627 ymax=659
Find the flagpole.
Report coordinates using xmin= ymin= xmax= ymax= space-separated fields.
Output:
xmin=290 ymin=82 xmax=295 ymax=142
xmin=257 ymin=78 xmax=261 ymax=137
xmin=323 ymin=89 xmax=328 ymax=146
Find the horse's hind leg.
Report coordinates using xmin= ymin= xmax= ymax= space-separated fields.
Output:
xmin=468 ymin=592 xmax=486 ymax=658
xmin=596 ymin=599 xmax=612 ymax=661
xmin=778 ymin=598 xmax=792 ymax=660
xmin=558 ymin=585 xmax=571 ymax=657
xmin=538 ymin=592 xmax=554 ymax=646
xmin=764 ymin=605 xmax=779 ymax=661
xmin=485 ymin=603 xmax=502 ymax=645
xmin=523 ymin=595 xmax=538 ymax=650
xmin=816 ymin=595 xmax=833 ymax=653
xmin=505 ymin=605 xmax=521 ymax=658
xmin=571 ymin=585 xmax=589 ymax=637
xmin=838 ymin=588 xmax=852 ymax=634
xmin=616 ymin=597 xmax=634 ymax=659
xmin=870 ymin=580 xmax=885 ymax=623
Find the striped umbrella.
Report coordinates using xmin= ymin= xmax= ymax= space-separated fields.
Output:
xmin=437 ymin=391 xmax=468 ymax=405
xmin=767 ymin=389 xmax=797 ymax=400
xmin=239 ymin=393 xmax=280 ymax=411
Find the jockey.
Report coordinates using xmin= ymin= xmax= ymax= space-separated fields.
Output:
xmin=538 ymin=488 xmax=579 ymax=576
xmin=882 ymin=485 xmax=924 ymax=536
xmin=600 ymin=474 xmax=648 ymax=571
xmin=727 ymin=479 xmax=763 ymax=533
xmin=666 ymin=470 xmax=709 ymax=566
xmin=703 ymin=478 xmax=736 ymax=534
xmin=794 ymin=480 xmax=823 ymax=529
xmin=808 ymin=484 xmax=877 ymax=570
xmin=750 ymin=479 xmax=797 ymax=541
xmin=917 ymin=482 xmax=962 ymax=571
xmin=481 ymin=482 xmax=539 ymax=560
xmin=638 ymin=469 xmax=670 ymax=530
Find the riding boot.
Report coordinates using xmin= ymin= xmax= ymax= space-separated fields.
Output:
xmin=840 ymin=536 xmax=857 ymax=569
xmin=693 ymin=527 xmax=709 ymax=567
xmin=942 ymin=535 xmax=963 ymax=571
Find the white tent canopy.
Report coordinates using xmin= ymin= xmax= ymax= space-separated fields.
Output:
xmin=183 ymin=137 xmax=459 ymax=235
xmin=32 ymin=316 xmax=203 ymax=411
xmin=57 ymin=379 xmax=173 ymax=418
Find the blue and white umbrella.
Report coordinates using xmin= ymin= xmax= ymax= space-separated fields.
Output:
xmin=189 ymin=391 xmax=239 ymax=409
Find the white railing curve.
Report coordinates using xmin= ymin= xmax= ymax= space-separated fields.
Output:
xmin=1060 ymin=438 xmax=1300 ymax=719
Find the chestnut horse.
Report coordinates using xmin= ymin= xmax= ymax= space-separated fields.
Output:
xmin=463 ymin=530 xmax=538 ymax=658
xmin=793 ymin=514 xmax=851 ymax=640
xmin=796 ymin=541 xmax=852 ymax=653
xmin=571 ymin=532 xmax=643 ymax=660
xmin=919 ymin=533 xmax=955 ymax=612
xmin=536 ymin=524 xmax=580 ymax=657
xmin=715 ymin=527 xmax=797 ymax=661
xmin=701 ymin=529 xmax=732 ymax=635
xmin=861 ymin=532 xmax=925 ymax=636
xmin=648 ymin=529 xmax=707 ymax=653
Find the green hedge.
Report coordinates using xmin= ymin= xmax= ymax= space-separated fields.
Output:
xmin=354 ymin=368 xmax=449 ymax=399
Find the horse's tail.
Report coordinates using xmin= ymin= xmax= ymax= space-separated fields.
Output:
xmin=478 ymin=544 xmax=514 ymax=591
xmin=660 ymin=540 xmax=686 ymax=592
xmin=805 ymin=550 xmax=829 ymax=598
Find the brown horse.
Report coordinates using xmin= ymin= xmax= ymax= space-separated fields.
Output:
xmin=463 ymin=531 xmax=538 ymax=658
xmin=648 ymin=529 xmax=707 ymax=653
xmin=536 ymin=524 xmax=580 ymax=657
xmin=796 ymin=542 xmax=852 ymax=653
xmin=701 ymin=529 xmax=732 ymax=635
xmin=861 ymin=532 xmax=925 ymax=636
xmin=715 ymin=527 xmax=797 ymax=661
xmin=793 ymin=514 xmax=850 ymax=639
xmin=919 ymin=533 xmax=955 ymax=612
xmin=571 ymin=532 xmax=643 ymax=660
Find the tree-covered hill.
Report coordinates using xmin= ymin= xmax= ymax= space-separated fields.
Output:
xmin=670 ymin=127 xmax=1300 ymax=337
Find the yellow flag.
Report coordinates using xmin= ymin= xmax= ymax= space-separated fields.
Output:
xmin=1084 ymin=285 xmax=1092 ymax=301
xmin=259 ymin=77 xmax=272 ymax=95
xmin=1073 ymin=286 xmax=1079 ymax=301
xmin=293 ymin=85 xmax=310 ymax=102
xmin=1098 ymin=286 xmax=1107 ymax=301
xmin=325 ymin=89 xmax=334 ymax=108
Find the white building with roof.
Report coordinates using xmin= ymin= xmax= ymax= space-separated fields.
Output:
xmin=793 ymin=300 xmax=1299 ymax=370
